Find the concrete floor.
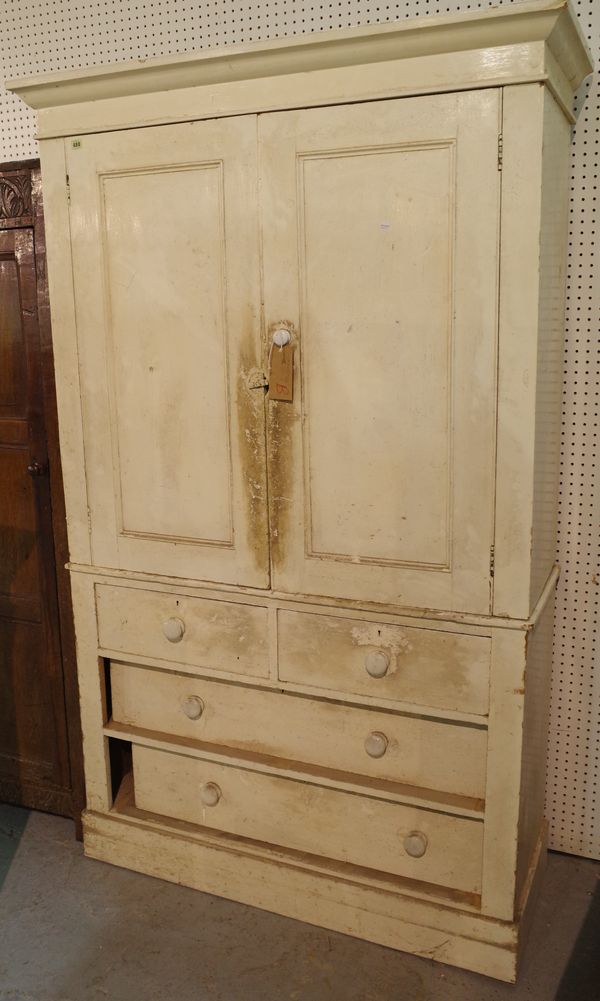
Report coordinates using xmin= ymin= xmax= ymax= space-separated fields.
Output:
xmin=0 ymin=805 xmax=598 ymax=1001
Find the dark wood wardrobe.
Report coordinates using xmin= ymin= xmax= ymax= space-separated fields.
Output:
xmin=0 ymin=159 xmax=83 ymax=831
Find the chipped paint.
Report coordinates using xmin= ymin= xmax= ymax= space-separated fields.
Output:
xmin=267 ymin=398 xmax=296 ymax=573
xmin=237 ymin=328 xmax=270 ymax=580
xmin=350 ymin=623 xmax=414 ymax=658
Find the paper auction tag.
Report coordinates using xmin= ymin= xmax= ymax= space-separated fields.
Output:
xmin=268 ymin=343 xmax=294 ymax=402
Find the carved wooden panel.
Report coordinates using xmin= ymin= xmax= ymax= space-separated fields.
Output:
xmin=0 ymin=170 xmax=32 ymax=223
xmin=0 ymin=255 xmax=27 ymax=412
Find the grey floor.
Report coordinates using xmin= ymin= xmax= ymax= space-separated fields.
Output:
xmin=0 ymin=805 xmax=598 ymax=1001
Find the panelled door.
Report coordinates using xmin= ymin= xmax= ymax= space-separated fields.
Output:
xmin=66 ymin=93 xmax=500 ymax=612
xmin=260 ymin=91 xmax=501 ymax=613
xmin=0 ymin=227 xmax=70 ymax=807
xmin=66 ymin=116 xmax=269 ymax=587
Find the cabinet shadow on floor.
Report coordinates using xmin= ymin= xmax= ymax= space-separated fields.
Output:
xmin=0 ymin=803 xmax=29 ymax=891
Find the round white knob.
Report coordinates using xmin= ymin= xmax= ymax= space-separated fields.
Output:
xmin=200 ymin=782 xmax=221 ymax=807
xmin=162 ymin=617 xmax=185 ymax=643
xmin=272 ymin=328 xmax=291 ymax=348
xmin=364 ymin=731 xmax=388 ymax=758
xmin=365 ymin=650 xmax=390 ymax=678
xmin=404 ymin=831 xmax=428 ymax=858
xmin=181 ymin=696 xmax=204 ymax=720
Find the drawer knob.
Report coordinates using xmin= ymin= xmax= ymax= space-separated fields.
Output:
xmin=364 ymin=731 xmax=388 ymax=758
xmin=181 ymin=696 xmax=204 ymax=721
xmin=404 ymin=831 xmax=428 ymax=858
xmin=365 ymin=650 xmax=390 ymax=678
xmin=163 ymin=616 xmax=185 ymax=643
xmin=200 ymin=782 xmax=221 ymax=807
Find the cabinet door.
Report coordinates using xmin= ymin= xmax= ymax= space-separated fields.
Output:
xmin=260 ymin=91 xmax=500 ymax=613
xmin=0 ymin=228 xmax=71 ymax=810
xmin=66 ymin=117 xmax=269 ymax=586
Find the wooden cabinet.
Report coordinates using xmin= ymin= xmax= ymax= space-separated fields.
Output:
xmin=0 ymin=162 xmax=84 ymax=827
xmin=8 ymin=0 xmax=592 ymax=982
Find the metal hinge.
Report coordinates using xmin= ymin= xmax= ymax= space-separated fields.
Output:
xmin=490 ymin=544 xmax=496 ymax=578
xmin=66 ymin=173 xmax=70 ymax=203
xmin=497 ymin=134 xmax=503 ymax=171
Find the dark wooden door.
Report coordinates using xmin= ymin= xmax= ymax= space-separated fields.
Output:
xmin=0 ymin=226 xmax=72 ymax=813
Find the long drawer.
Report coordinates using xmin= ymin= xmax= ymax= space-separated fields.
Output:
xmin=132 ymin=743 xmax=484 ymax=893
xmin=111 ymin=661 xmax=487 ymax=799
xmin=278 ymin=609 xmax=491 ymax=715
xmin=96 ymin=583 xmax=269 ymax=678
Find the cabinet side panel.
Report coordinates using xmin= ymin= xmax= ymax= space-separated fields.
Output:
xmin=493 ymin=84 xmax=544 ymax=619
xmin=480 ymin=628 xmax=526 ymax=920
xmin=516 ymin=587 xmax=555 ymax=906
xmin=529 ymin=93 xmax=572 ymax=609
xmin=69 ymin=571 xmax=112 ymax=813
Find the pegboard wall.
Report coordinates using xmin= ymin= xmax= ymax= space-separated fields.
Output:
xmin=0 ymin=0 xmax=598 ymax=859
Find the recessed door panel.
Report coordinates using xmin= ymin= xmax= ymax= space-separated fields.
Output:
xmin=102 ymin=165 xmax=233 ymax=546
xmin=67 ymin=117 xmax=269 ymax=586
xmin=260 ymin=91 xmax=500 ymax=612
xmin=300 ymin=144 xmax=452 ymax=568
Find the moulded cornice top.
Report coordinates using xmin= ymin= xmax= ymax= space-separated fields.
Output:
xmin=6 ymin=0 xmax=592 ymax=111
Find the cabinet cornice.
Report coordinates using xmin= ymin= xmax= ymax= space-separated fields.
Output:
xmin=6 ymin=0 xmax=592 ymax=138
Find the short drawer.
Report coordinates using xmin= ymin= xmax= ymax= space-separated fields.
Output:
xmin=278 ymin=610 xmax=490 ymax=715
xmin=96 ymin=584 xmax=268 ymax=678
xmin=111 ymin=662 xmax=487 ymax=799
xmin=132 ymin=744 xmax=484 ymax=893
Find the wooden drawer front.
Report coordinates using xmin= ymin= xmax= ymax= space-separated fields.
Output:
xmin=111 ymin=662 xmax=487 ymax=799
xmin=132 ymin=744 xmax=484 ymax=893
xmin=278 ymin=610 xmax=490 ymax=715
xmin=96 ymin=584 xmax=268 ymax=678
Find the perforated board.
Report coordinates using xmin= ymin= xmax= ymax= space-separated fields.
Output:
xmin=0 ymin=0 xmax=597 ymax=859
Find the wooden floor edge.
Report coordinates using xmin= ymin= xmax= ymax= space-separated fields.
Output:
xmin=82 ymin=809 xmax=521 ymax=982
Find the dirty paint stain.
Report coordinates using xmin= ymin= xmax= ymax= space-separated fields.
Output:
xmin=237 ymin=328 xmax=270 ymax=579
xmin=267 ymin=398 xmax=296 ymax=573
